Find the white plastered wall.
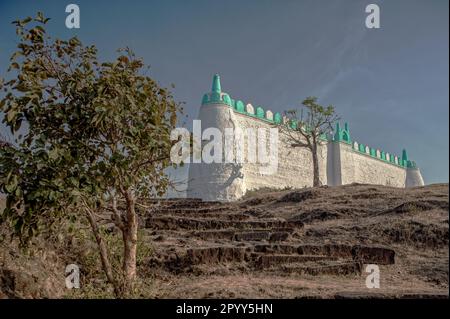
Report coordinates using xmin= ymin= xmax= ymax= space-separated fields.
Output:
xmin=187 ymin=103 xmax=424 ymax=201
xmin=336 ymin=142 xmax=407 ymax=187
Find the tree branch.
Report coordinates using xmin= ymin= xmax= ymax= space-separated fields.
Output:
xmin=81 ymin=199 xmax=119 ymax=294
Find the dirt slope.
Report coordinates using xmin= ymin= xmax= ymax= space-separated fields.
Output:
xmin=144 ymin=183 xmax=448 ymax=298
xmin=0 ymin=183 xmax=448 ymax=298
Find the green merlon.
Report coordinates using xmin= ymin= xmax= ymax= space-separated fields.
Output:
xmin=222 ymin=94 xmax=231 ymax=105
xmin=236 ymin=100 xmax=245 ymax=112
xmin=358 ymin=143 xmax=365 ymax=153
xmin=256 ymin=106 xmax=265 ymax=119
xmin=340 ymin=123 xmax=414 ymax=168
xmin=274 ymin=112 xmax=282 ymax=124
xmin=357 ymin=144 xmax=414 ymax=168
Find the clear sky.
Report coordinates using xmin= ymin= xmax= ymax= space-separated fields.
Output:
xmin=0 ymin=0 xmax=448 ymax=184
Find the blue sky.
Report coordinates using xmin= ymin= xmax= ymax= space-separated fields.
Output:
xmin=0 ymin=0 xmax=448 ymax=184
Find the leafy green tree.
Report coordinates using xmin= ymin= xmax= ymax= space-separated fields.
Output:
xmin=0 ymin=13 xmax=181 ymax=296
xmin=277 ymin=97 xmax=339 ymax=187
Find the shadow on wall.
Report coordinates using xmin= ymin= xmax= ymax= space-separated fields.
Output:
xmin=220 ymin=163 xmax=244 ymax=190
xmin=188 ymin=163 xmax=244 ymax=201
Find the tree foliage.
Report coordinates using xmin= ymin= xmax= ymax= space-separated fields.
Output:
xmin=0 ymin=13 xmax=181 ymax=295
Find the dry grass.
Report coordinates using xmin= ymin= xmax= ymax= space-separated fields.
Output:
xmin=0 ymin=184 xmax=448 ymax=298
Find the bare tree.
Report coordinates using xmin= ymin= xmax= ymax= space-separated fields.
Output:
xmin=277 ymin=97 xmax=339 ymax=187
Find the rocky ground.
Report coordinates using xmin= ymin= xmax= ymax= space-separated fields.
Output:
xmin=0 ymin=183 xmax=448 ymax=298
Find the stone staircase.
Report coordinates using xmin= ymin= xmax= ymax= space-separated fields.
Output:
xmin=143 ymin=199 xmax=395 ymax=277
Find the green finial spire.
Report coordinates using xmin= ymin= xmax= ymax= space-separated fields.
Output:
xmin=334 ymin=122 xmax=341 ymax=141
xmin=402 ymin=149 xmax=408 ymax=162
xmin=212 ymin=74 xmax=221 ymax=93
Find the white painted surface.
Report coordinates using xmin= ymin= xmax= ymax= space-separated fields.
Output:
xmin=337 ymin=142 xmax=407 ymax=187
xmin=187 ymin=103 xmax=424 ymax=201
xmin=187 ymin=103 xmax=245 ymax=201
xmin=234 ymin=112 xmax=328 ymax=193
xmin=246 ymin=103 xmax=254 ymax=114
xmin=406 ymin=168 xmax=425 ymax=187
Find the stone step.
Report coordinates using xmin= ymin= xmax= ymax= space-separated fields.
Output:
xmin=162 ymin=248 xmax=340 ymax=270
xmin=154 ymin=210 xmax=251 ymax=220
xmin=154 ymin=206 xmax=234 ymax=215
xmin=189 ymin=229 xmax=293 ymax=242
xmin=236 ymin=231 xmax=292 ymax=242
xmin=185 ymin=260 xmax=364 ymax=277
xmin=235 ymin=231 xmax=271 ymax=241
xmin=154 ymin=243 xmax=395 ymax=276
xmin=267 ymin=231 xmax=292 ymax=242
xmin=191 ymin=229 xmax=236 ymax=240
xmin=352 ymin=245 xmax=395 ymax=265
xmin=146 ymin=216 xmax=303 ymax=231
xmin=168 ymin=201 xmax=223 ymax=208
xmin=252 ymin=253 xmax=338 ymax=268
xmin=186 ymin=246 xmax=249 ymax=265
xmin=278 ymin=261 xmax=363 ymax=276
xmin=253 ymin=244 xmax=300 ymax=255
xmin=252 ymin=244 xmax=395 ymax=265
xmin=148 ymin=246 xmax=250 ymax=272
xmin=140 ymin=198 xmax=200 ymax=207
xmin=252 ymin=243 xmax=355 ymax=258
xmin=148 ymin=199 xmax=223 ymax=209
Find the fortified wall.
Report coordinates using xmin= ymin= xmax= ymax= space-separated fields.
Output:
xmin=187 ymin=75 xmax=424 ymax=201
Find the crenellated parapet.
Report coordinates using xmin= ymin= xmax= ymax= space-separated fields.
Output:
xmin=200 ymin=74 xmax=421 ymax=171
xmin=335 ymin=121 xmax=417 ymax=169
xmin=190 ymin=74 xmax=425 ymax=200
xmin=201 ymin=74 xmax=283 ymax=124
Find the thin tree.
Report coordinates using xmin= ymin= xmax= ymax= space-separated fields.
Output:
xmin=277 ymin=97 xmax=339 ymax=187
xmin=0 ymin=13 xmax=181 ymax=296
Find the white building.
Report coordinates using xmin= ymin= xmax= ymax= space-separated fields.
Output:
xmin=187 ymin=75 xmax=424 ymax=201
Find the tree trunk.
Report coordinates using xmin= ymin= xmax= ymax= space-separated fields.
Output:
xmin=311 ymin=145 xmax=321 ymax=187
xmin=122 ymin=190 xmax=138 ymax=295
xmin=85 ymin=207 xmax=120 ymax=296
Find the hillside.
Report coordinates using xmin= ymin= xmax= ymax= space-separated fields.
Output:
xmin=0 ymin=183 xmax=448 ymax=298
